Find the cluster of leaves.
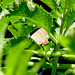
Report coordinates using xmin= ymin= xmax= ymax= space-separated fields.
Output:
xmin=0 ymin=0 xmax=75 ymax=75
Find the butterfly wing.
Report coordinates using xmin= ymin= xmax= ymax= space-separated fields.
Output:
xmin=31 ymin=28 xmax=48 ymax=44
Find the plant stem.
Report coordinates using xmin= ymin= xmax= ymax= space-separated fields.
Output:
xmin=44 ymin=53 xmax=53 ymax=64
xmin=47 ymin=31 xmax=58 ymax=45
xmin=51 ymin=56 xmax=59 ymax=75
xmin=28 ymin=61 xmax=75 ymax=69
xmin=47 ymin=30 xmax=59 ymax=75
xmin=60 ymin=0 xmax=67 ymax=34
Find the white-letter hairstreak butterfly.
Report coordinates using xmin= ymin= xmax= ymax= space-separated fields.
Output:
xmin=31 ymin=28 xmax=49 ymax=45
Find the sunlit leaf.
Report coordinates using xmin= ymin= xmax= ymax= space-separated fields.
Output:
xmin=0 ymin=18 xmax=8 ymax=67
xmin=3 ymin=37 xmax=32 ymax=55
xmin=43 ymin=42 xmax=52 ymax=53
xmin=3 ymin=0 xmax=15 ymax=8
xmin=5 ymin=38 xmax=32 ymax=75
xmin=40 ymin=0 xmax=57 ymax=10
xmin=8 ymin=25 xmax=18 ymax=37
xmin=15 ymin=51 xmax=33 ymax=75
xmin=56 ymin=26 xmax=75 ymax=54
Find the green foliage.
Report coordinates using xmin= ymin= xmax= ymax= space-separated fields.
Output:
xmin=0 ymin=0 xmax=75 ymax=75
xmin=7 ymin=1 xmax=52 ymax=31
xmin=57 ymin=71 xmax=64 ymax=75
xmin=28 ymin=59 xmax=45 ymax=75
xmin=3 ymin=0 xmax=15 ymax=8
xmin=5 ymin=38 xmax=33 ymax=75
xmin=8 ymin=22 xmax=38 ymax=37
xmin=41 ymin=0 xmax=57 ymax=10
xmin=0 ymin=18 xmax=9 ymax=68
xmin=64 ymin=9 xmax=75 ymax=28
xmin=56 ymin=23 xmax=75 ymax=54
xmin=43 ymin=42 xmax=52 ymax=53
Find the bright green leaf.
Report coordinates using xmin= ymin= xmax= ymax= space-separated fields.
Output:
xmin=8 ymin=25 xmax=18 ymax=37
xmin=3 ymin=37 xmax=32 ymax=56
xmin=3 ymin=0 xmax=15 ymax=8
xmin=5 ymin=38 xmax=32 ymax=75
xmin=43 ymin=42 xmax=52 ymax=53
xmin=15 ymin=51 xmax=33 ymax=75
xmin=40 ymin=0 xmax=57 ymax=10
xmin=56 ymin=26 xmax=75 ymax=54
xmin=0 ymin=18 xmax=8 ymax=67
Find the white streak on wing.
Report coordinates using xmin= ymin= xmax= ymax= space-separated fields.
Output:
xmin=31 ymin=28 xmax=48 ymax=44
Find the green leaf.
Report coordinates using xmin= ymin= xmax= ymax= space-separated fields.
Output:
xmin=7 ymin=1 xmax=52 ymax=31
xmin=43 ymin=42 xmax=52 ymax=53
xmin=8 ymin=25 xmax=18 ymax=37
xmin=57 ymin=0 xmax=75 ymax=14
xmin=12 ymin=23 xmax=38 ymax=36
xmin=9 ymin=16 xmax=21 ymax=24
xmin=15 ymin=51 xmax=33 ymax=75
xmin=40 ymin=0 xmax=57 ymax=10
xmin=62 ymin=54 xmax=75 ymax=62
xmin=40 ymin=0 xmax=60 ymax=19
xmin=64 ymin=9 xmax=75 ymax=28
xmin=66 ymin=24 xmax=75 ymax=53
xmin=3 ymin=0 xmax=15 ymax=8
xmin=56 ymin=34 xmax=70 ymax=48
xmin=66 ymin=0 xmax=75 ymax=10
xmin=12 ymin=23 xmax=25 ymax=37
xmin=65 ymin=68 xmax=75 ymax=75
xmin=25 ymin=41 xmax=41 ymax=50
xmin=3 ymin=37 xmax=32 ymax=55
xmin=5 ymin=38 xmax=32 ymax=75
xmin=57 ymin=71 xmax=64 ymax=75
xmin=8 ymin=22 xmax=38 ymax=37
xmin=56 ymin=26 xmax=75 ymax=54
xmin=0 ymin=18 xmax=9 ymax=31
xmin=0 ymin=18 xmax=8 ymax=67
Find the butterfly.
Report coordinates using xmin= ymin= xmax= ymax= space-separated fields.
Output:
xmin=31 ymin=28 xmax=48 ymax=45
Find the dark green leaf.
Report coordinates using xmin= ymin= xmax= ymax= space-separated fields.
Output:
xmin=7 ymin=1 xmax=52 ymax=31
xmin=57 ymin=71 xmax=64 ymax=75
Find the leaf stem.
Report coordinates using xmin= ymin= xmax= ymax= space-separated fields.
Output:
xmin=60 ymin=0 xmax=68 ymax=34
